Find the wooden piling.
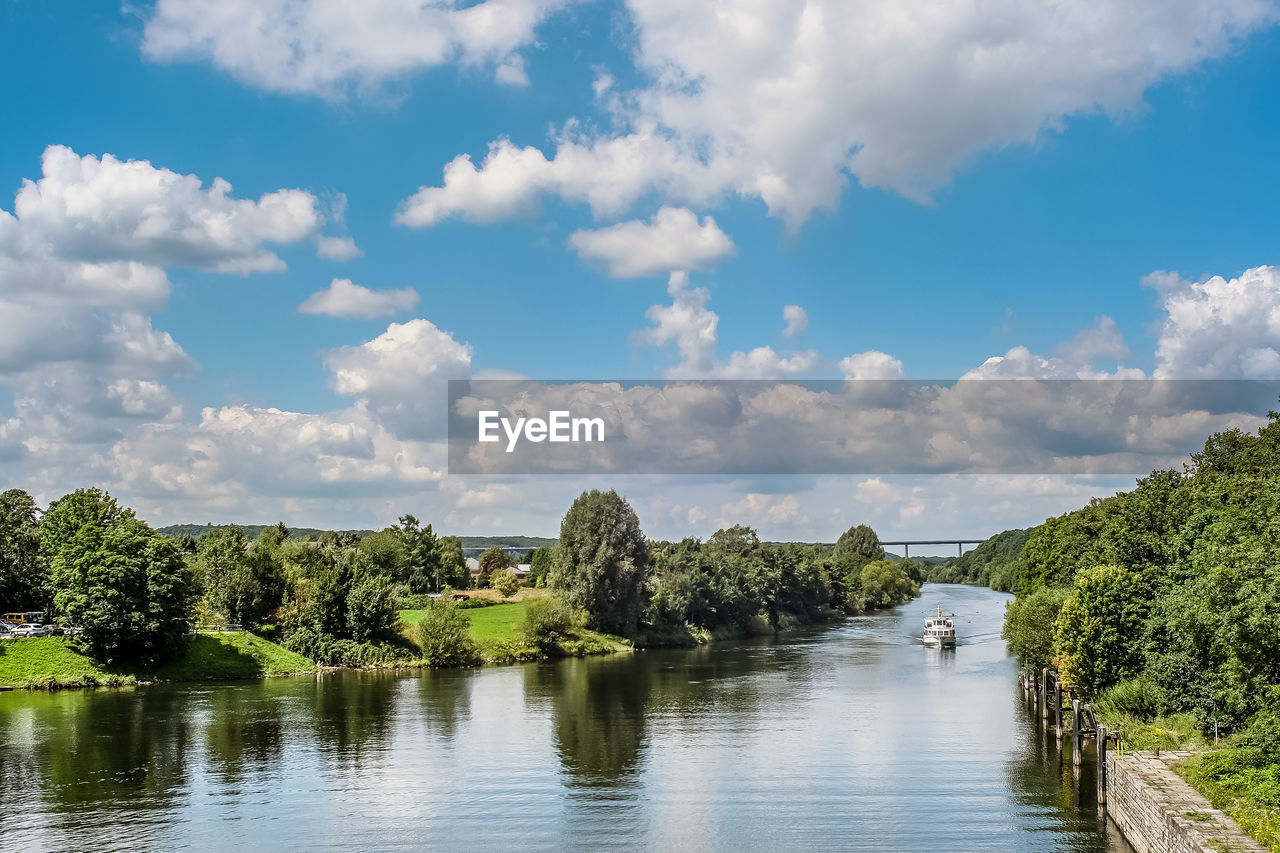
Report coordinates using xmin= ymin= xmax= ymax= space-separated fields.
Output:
xmin=1096 ymin=724 xmax=1108 ymax=806
xmin=1055 ymin=680 xmax=1063 ymax=738
xmin=1041 ymin=668 xmax=1050 ymax=720
xmin=1072 ymin=698 xmax=1083 ymax=766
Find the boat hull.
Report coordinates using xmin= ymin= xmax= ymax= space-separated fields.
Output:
xmin=922 ymin=635 xmax=956 ymax=648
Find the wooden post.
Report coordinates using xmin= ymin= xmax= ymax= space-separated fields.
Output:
xmin=1073 ymin=699 xmax=1083 ymax=767
xmin=1097 ymin=724 xmax=1108 ymax=806
xmin=1055 ymin=680 xmax=1063 ymax=738
xmin=1041 ymin=668 xmax=1050 ymax=720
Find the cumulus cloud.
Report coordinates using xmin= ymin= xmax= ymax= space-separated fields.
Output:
xmin=636 ymin=272 xmax=823 ymax=378
xmin=782 ymin=305 xmax=807 ymax=337
xmin=141 ymin=0 xmax=571 ymax=95
xmin=326 ymin=318 xmax=473 ymax=439
xmin=963 ymin=318 xmax=1142 ymax=379
xmin=299 ymin=278 xmax=420 ymax=319
xmin=399 ymin=0 xmax=1275 ymax=230
xmin=1148 ymin=265 xmax=1280 ymax=378
xmin=14 ymin=145 xmax=324 ymax=274
xmin=839 ymin=351 xmax=904 ymax=380
xmin=568 ymin=206 xmax=734 ymax=277
xmin=315 ymin=235 xmax=362 ymax=261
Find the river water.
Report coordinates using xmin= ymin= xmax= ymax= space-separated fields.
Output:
xmin=0 ymin=584 xmax=1130 ymax=852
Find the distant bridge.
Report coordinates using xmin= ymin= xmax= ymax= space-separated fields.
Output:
xmin=880 ymin=539 xmax=987 ymax=559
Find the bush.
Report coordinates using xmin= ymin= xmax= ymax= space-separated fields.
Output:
xmin=1053 ymin=564 xmax=1150 ymax=695
xmin=1096 ymin=674 xmax=1169 ymax=719
xmin=492 ymin=569 xmax=520 ymax=599
xmin=456 ymin=597 xmax=498 ymax=609
xmin=523 ymin=597 xmax=576 ymax=652
xmin=346 ymin=573 xmax=399 ymax=642
xmin=413 ymin=599 xmax=480 ymax=667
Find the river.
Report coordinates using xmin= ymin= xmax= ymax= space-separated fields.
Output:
xmin=0 ymin=584 xmax=1130 ymax=852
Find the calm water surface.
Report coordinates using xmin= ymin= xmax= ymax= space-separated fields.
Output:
xmin=0 ymin=584 xmax=1130 ymax=851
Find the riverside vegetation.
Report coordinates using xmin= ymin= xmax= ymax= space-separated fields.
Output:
xmin=0 ymin=485 xmax=921 ymax=689
xmin=926 ymin=405 xmax=1280 ymax=851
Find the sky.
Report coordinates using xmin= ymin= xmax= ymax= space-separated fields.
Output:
xmin=2 ymin=0 xmax=1280 ymax=550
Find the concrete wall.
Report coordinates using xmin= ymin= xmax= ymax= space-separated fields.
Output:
xmin=1106 ymin=750 xmax=1265 ymax=853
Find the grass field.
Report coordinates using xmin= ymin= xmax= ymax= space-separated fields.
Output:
xmin=0 ymin=632 xmax=314 ymax=689
xmin=399 ymin=598 xmax=629 ymax=663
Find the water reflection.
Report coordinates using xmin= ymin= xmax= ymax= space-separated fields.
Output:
xmin=0 ymin=585 xmax=1129 ymax=852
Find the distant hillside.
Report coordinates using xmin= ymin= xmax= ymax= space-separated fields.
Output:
xmin=157 ymin=524 xmax=556 ymax=553
xmin=924 ymin=527 xmax=1031 ymax=591
xmin=157 ymin=523 xmax=374 ymax=540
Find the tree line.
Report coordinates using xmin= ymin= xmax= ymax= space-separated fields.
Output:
xmin=0 ymin=483 xmax=922 ymax=669
xmin=995 ymin=405 xmax=1280 ymax=743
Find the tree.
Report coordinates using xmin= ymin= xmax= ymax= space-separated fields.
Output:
xmin=492 ymin=568 xmax=520 ymax=599
xmin=833 ymin=524 xmax=884 ymax=564
xmin=526 ymin=545 xmax=555 ymax=587
xmin=858 ymin=560 xmax=918 ymax=609
xmin=0 ymin=488 xmax=45 ymax=610
xmin=414 ymin=599 xmax=479 ymax=666
xmin=1002 ymin=585 xmax=1069 ymax=674
xmin=551 ymin=490 xmax=648 ymax=635
xmin=46 ymin=491 xmax=193 ymax=664
xmin=435 ymin=536 xmax=469 ymax=589
xmin=196 ymin=525 xmax=283 ymax=627
xmin=393 ymin=514 xmax=443 ymax=593
xmin=477 ymin=545 xmax=511 ymax=589
xmin=1053 ymin=564 xmax=1151 ymax=696
xmin=346 ymin=573 xmax=399 ymax=642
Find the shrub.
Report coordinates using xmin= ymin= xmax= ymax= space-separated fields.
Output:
xmin=492 ymin=569 xmax=520 ymax=599
xmin=523 ymin=597 xmax=575 ymax=652
xmin=1053 ymin=564 xmax=1150 ymax=695
xmin=1002 ymin=585 xmax=1069 ymax=675
xmin=1096 ymin=674 xmax=1169 ymax=719
xmin=414 ymin=599 xmax=480 ymax=667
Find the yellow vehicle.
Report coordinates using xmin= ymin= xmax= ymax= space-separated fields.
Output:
xmin=3 ymin=611 xmax=44 ymax=625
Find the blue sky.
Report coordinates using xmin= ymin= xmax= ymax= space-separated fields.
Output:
xmin=2 ymin=0 xmax=1279 ymax=544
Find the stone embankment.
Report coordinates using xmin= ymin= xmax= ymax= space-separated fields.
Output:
xmin=1107 ymin=750 xmax=1265 ymax=853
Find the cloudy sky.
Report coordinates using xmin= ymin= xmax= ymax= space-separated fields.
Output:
xmin=2 ymin=1 xmax=1280 ymax=548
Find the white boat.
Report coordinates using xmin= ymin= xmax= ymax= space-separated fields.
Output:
xmin=923 ymin=608 xmax=956 ymax=648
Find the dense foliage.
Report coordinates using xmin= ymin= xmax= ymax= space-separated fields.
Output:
xmin=45 ymin=489 xmax=194 ymax=664
xmin=0 ymin=488 xmax=44 ymax=610
xmin=926 ymin=528 xmax=1029 ymax=590
xmin=413 ymin=599 xmax=479 ymax=667
xmin=1000 ymin=406 xmax=1280 ymax=738
xmin=552 ymin=490 xmax=650 ymax=634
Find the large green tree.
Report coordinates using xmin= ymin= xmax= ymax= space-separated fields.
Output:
xmin=551 ymin=490 xmax=648 ymax=634
xmin=393 ymin=514 xmax=444 ymax=593
xmin=196 ymin=524 xmax=283 ymax=627
xmin=0 ymin=488 xmax=45 ymax=610
xmin=45 ymin=489 xmax=193 ymax=664
xmin=477 ymin=545 xmax=511 ymax=589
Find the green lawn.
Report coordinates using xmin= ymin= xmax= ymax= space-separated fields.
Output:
xmin=0 ymin=632 xmax=314 ymax=689
xmin=399 ymin=601 xmax=629 ymax=663
xmin=0 ymin=637 xmax=133 ymax=688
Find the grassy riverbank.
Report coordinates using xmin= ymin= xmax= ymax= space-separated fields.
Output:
xmin=0 ymin=633 xmax=314 ymax=689
xmin=398 ymin=598 xmax=630 ymax=663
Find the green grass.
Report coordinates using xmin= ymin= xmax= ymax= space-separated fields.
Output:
xmin=0 ymin=632 xmax=314 ymax=689
xmin=399 ymin=601 xmax=629 ymax=664
xmin=1177 ymin=752 xmax=1280 ymax=852
xmin=148 ymin=633 xmax=315 ymax=681
xmin=0 ymin=637 xmax=134 ymax=688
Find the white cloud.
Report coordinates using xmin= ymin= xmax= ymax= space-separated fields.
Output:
xmin=316 ymin=235 xmax=362 ymax=261
xmin=325 ymin=318 xmax=473 ymax=439
xmin=963 ymin=318 xmax=1143 ymax=379
xmin=715 ymin=493 xmax=809 ymax=531
xmin=400 ymin=0 xmax=1275 ymax=230
xmin=839 ymin=351 xmax=904 ymax=380
xmin=568 ymin=206 xmax=734 ymax=277
xmin=782 ymin=305 xmax=807 ymax=337
xmin=1148 ymin=265 xmax=1280 ymax=378
xmin=14 ymin=145 xmax=324 ymax=274
xmin=141 ymin=0 xmax=571 ymax=96
xmin=299 ymin=278 xmax=420 ymax=319
xmin=636 ymin=272 xmax=823 ymax=378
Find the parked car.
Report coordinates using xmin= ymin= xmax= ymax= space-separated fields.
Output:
xmin=12 ymin=623 xmax=49 ymax=637
xmin=0 ymin=621 xmax=14 ymax=637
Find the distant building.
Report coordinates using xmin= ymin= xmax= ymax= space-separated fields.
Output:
xmin=465 ymin=556 xmax=529 ymax=581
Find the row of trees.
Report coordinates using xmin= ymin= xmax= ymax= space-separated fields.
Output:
xmin=2 ymin=480 xmax=922 ymax=667
xmin=1000 ymin=405 xmax=1280 ymax=736
xmin=549 ymin=489 xmax=922 ymax=637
